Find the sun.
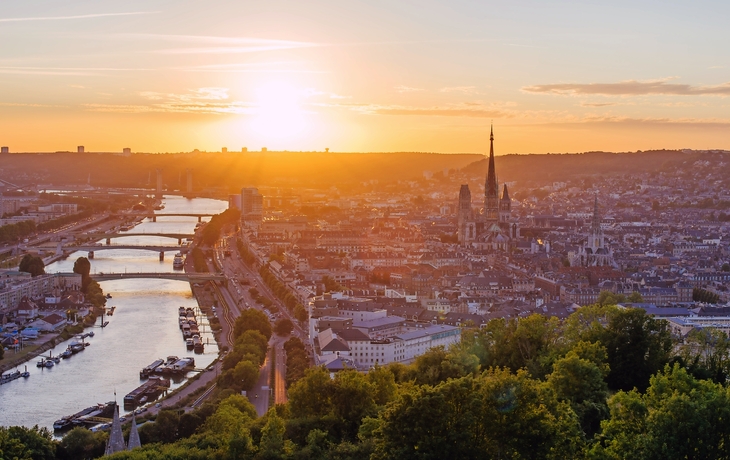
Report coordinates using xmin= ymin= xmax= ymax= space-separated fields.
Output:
xmin=249 ymin=81 xmax=308 ymax=141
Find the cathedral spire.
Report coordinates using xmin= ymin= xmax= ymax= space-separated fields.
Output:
xmin=485 ymin=124 xmax=498 ymax=199
xmin=592 ymin=195 xmax=601 ymax=231
xmin=104 ymin=404 xmax=126 ymax=455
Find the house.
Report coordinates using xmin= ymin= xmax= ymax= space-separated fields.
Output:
xmin=26 ymin=313 xmax=66 ymax=331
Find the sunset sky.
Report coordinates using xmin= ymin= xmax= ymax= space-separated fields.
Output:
xmin=1 ymin=0 xmax=729 ymax=154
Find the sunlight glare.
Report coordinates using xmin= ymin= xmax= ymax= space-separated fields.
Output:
xmin=249 ymin=81 xmax=308 ymax=141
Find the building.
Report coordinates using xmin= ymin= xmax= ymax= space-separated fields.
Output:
xmin=569 ymin=197 xmax=617 ymax=268
xmin=228 ymin=194 xmax=242 ymax=210
xmin=241 ymin=187 xmax=263 ymax=222
xmin=1 ymin=147 xmax=8 ymax=154
xmin=122 ymin=148 xmax=131 ymax=155
xmin=457 ymin=126 xmax=519 ymax=250
xmin=77 ymin=146 xmax=84 ymax=153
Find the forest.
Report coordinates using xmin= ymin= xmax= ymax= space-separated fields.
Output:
xmin=3 ymin=304 xmax=730 ymax=459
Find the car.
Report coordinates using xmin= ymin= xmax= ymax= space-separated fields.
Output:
xmin=155 ymin=402 xmax=162 ymax=408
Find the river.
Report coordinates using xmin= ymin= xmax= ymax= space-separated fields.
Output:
xmin=0 ymin=196 xmax=228 ymax=430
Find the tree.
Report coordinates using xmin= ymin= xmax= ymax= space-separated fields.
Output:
xmin=373 ymin=370 xmax=584 ymax=460
xmin=288 ymin=367 xmax=336 ymax=420
xmin=627 ymin=291 xmax=644 ymax=303
xmin=591 ymin=364 xmax=730 ymax=460
xmin=56 ymin=427 xmax=106 ymax=459
xmin=258 ymin=410 xmax=287 ymax=460
xmin=273 ymin=318 xmax=293 ymax=336
xmin=73 ymin=256 xmax=91 ymax=279
xmin=600 ymin=308 xmax=673 ymax=392
xmin=234 ymin=309 xmax=272 ymax=341
xmin=597 ymin=290 xmax=626 ymax=306
xmin=18 ymin=254 xmax=45 ymax=277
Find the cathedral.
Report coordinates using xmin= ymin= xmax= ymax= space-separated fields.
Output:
xmin=457 ymin=126 xmax=519 ymax=250
xmin=569 ymin=197 xmax=617 ymax=268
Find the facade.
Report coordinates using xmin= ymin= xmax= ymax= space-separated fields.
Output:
xmin=569 ymin=197 xmax=617 ymax=268
xmin=241 ymin=187 xmax=263 ymax=222
xmin=457 ymin=126 xmax=519 ymax=250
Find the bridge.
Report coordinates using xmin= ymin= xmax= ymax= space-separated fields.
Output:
xmin=88 ymin=272 xmax=226 ymax=282
xmin=66 ymin=244 xmax=188 ymax=260
xmin=114 ymin=212 xmax=217 ymax=222
xmin=81 ymin=232 xmax=195 ymax=243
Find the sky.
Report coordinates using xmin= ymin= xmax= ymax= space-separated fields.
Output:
xmin=0 ymin=0 xmax=729 ymax=154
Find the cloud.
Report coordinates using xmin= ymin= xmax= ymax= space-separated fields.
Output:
xmin=394 ymin=85 xmax=424 ymax=93
xmin=0 ymin=66 xmax=148 ymax=76
xmin=0 ymin=11 xmax=157 ymax=23
xmin=177 ymin=62 xmax=325 ymax=74
xmin=318 ymin=101 xmax=514 ymax=118
xmin=85 ymin=87 xmax=254 ymax=114
xmin=580 ymin=102 xmax=618 ymax=107
xmin=440 ymin=86 xmax=478 ymax=94
xmin=523 ymin=79 xmax=730 ymax=96
xmin=552 ymin=115 xmax=730 ymax=129
xmin=0 ymin=102 xmax=65 ymax=108
xmin=127 ymin=34 xmax=316 ymax=55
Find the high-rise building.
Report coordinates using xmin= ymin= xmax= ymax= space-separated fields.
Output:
xmin=122 ymin=148 xmax=131 ymax=155
xmin=242 ymin=147 xmax=248 ymax=153
xmin=222 ymin=147 xmax=228 ymax=153
xmin=77 ymin=146 xmax=84 ymax=153
xmin=241 ymin=187 xmax=263 ymax=222
xmin=1 ymin=147 xmax=8 ymax=154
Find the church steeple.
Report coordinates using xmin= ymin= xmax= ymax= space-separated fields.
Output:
xmin=592 ymin=195 xmax=601 ymax=231
xmin=484 ymin=123 xmax=499 ymax=221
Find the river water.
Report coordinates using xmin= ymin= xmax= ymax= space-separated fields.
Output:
xmin=0 ymin=196 xmax=227 ymax=430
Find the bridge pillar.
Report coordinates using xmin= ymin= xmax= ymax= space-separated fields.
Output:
xmin=88 ymin=251 xmax=94 ymax=259
xmin=159 ymin=251 xmax=165 ymax=261
xmin=198 ymin=216 xmax=202 ymax=222
xmin=106 ymin=238 xmax=111 ymax=245
xmin=178 ymin=238 xmax=182 ymax=245
xmin=153 ymin=216 xmax=157 ymax=222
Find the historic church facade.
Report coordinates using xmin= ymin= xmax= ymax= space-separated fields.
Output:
xmin=457 ymin=127 xmax=519 ymax=250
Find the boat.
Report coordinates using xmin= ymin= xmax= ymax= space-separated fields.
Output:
xmin=44 ymin=360 xmax=54 ymax=368
xmin=21 ymin=366 xmax=29 ymax=378
xmin=107 ymin=306 xmax=116 ymax=316
xmin=60 ymin=350 xmax=72 ymax=359
xmin=68 ymin=339 xmax=86 ymax=353
xmin=56 ymin=401 xmax=115 ymax=431
xmin=186 ymin=338 xmax=194 ymax=350
xmin=173 ymin=252 xmax=185 ymax=270
xmin=140 ymin=359 xmax=165 ymax=379
xmin=193 ymin=336 xmax=204 ymax=354
xmin=124 ymin=376 xmax=171 ymax=408
xmin=178 ymin=307 xmax=186 ymax=316
xmin=36 ymin=359 xmax=45 ymax=368
xmin=0 ymin=370 xmax=21 ymax=385
xmin=106 ymin=293 xmax=112 ymax=299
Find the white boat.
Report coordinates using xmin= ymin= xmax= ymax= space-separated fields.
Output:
xmin=172 ymin=253 xmax=185 ymax=270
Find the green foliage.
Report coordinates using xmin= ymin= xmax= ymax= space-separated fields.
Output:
xmin=373 ymin=369 xmax=584 ymax=460
xmin=693 ymin=287 xmax=720 ymax=303
xmin=283 ymin=337 xmax=310 ymax=388
xmin=591 ymin=364 xmax=730 ymax=460
xmin=273 ymin=318 xmax=293 ymax=336
xmin=259 ymin=265 xmax=307 ymax=321
xmin=321 ymin=276 xmax=344 ymax=292
xmin=57 ymin=427 xmax=106 ymax=459
xmin=0 ymin=219 xmax=36 ymax=244
xmin=236 ymin=238 xmax=257 ymax=267
xmin=84 ymin=279 xmax=107 ymax=308
xmin=672 ymin=327 xmax=730 ymax=384
xmin=201 ymin=208 xmax=240 ymax=246
xmin=627 ymin=291 xmax=644 ymax=303
xmin=597 ymin=290 xmax=626 ymax=306
xmin=0 ymin=425 xmax=55 ymax=460
xmin=18 ymin=254 xmax=45 ymax=277
xmin=191 ymin=247 xmax=209 ymax=273
xmin=234 ymin=309 xmax=272 ymax=341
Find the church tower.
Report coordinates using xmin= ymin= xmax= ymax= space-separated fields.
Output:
xmin=484 ymin=124 xmax=499 ymax=222
xmin=499 ymin=183 xmax=511 ymax=223
xmin=457 ymin=184 xmax=475 ymax=244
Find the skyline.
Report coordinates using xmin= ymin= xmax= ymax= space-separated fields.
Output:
xmin=1 ymin=0 xmax=729 ymax=153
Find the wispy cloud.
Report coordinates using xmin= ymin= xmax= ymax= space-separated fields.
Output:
xmin=523 ymin=79 xmax=730 ymax=96
xmin=0 ymin=66 xmax=148 ymax=76
xmin=0 ymin=11 xmax=158 ymax=23
xmin=0 ymin=102 xmax=65 ymax=108
xmin=122 ymin=34 xmax=317 ymax=55
xmin=85 ymin=87 xmax=254 ymax=114
xmin=395 ymin=85 xmax=424 ymax=93
xmin=580 ymin=101 xmax=618 ymax=107
xmin=318 ymin=101 xmax=514 ymax=118
xmin=177 ymin=62 xmax=325 ymax=74
xmin=440 ymin=86 xmax=478 ymax=94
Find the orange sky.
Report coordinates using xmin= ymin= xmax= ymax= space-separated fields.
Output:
xmin=1 ymin=1 xmax=729 ymax=154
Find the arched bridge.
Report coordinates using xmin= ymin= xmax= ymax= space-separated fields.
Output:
xmin=89 ymin=272 xmax=226 ymax=282
xmin=81 ymin=232 xmax=195 ymax=240
xmin=69 ymin=245 xmax=189 ymax=253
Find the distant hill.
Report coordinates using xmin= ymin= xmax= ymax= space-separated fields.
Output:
xmin=462 ymin=150 xmax=703 ymax=186
xmin=0 ymin=149 xmax=726 ymax=190
xmin=0 ymin=151 xmax=481 ymax=190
